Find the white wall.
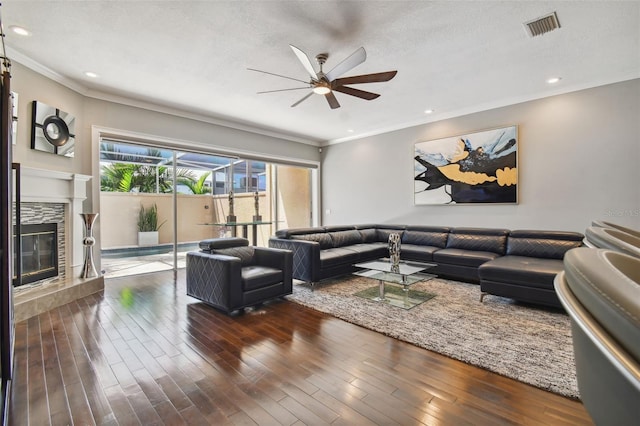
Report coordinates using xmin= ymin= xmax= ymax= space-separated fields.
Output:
xmin=321 ymin=79 xmax=640 ymax=233
xmin=11 ymin=63 xmax=87 ymax=174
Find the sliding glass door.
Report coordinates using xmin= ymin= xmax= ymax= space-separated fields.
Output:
xmin=99 ymin=143 xmax=178 ymax=277
xmin=99 ymin=139 xmax=316 ymax=278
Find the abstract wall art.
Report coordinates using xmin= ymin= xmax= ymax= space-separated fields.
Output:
xmin=414 ymin=126 xmax=518 ymax=205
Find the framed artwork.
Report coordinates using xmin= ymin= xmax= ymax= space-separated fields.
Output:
xmin=414 ymin=126 xmax=518 ymax=205
xmin=31 ymin=101 xmax=75 ymax=157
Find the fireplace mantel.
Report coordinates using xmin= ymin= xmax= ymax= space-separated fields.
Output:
xmin=20 ymin=166 xmax=91 ymax=271
xmin=14 ymin=167 xmax=103 ymax=322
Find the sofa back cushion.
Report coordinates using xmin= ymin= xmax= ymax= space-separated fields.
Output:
xmin=507 ymin=230 xmax=584 ymax=259
xmin=213 ymin=246 xmax=255 ymax=266
xmin=329 ymin=230 xmax=363 ymax=248
xmin=402 ymin=230 xmax=448 ymax=248
xmin=275 ymin=227 xmax=324 ymax=239
xmin=376 ymin=229 xmax=405 ymax=243
xmin=359 ymin=228 xmax=378 ymax=243
xmin=446 ymin=227 xmax=509 ymax=254
xmin=324 ymin=225 xmax=356 ymax=233
xmin=291 ymin=232 xmax=333 ymax=249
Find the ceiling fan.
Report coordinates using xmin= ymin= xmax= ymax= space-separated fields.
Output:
xmin=248 ymin=45 xmax=397 ymax=109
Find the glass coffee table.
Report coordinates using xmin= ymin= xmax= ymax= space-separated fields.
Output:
xmin=353 ymin=259 xmax=437 ymax=309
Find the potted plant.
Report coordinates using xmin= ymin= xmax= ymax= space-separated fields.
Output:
xmin=137 ymin=203 xmax=166 ymax=246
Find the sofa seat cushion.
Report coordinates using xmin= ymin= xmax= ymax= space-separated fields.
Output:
xmin=342 ymin=243 xmax=387 ymax=258
xmin=241 ymin=266 xmax=283 ymax=291
xmin=319 ymin=248 xmax=360 ymax=268
xmin=433 ymin=248 xmax=500 ymax=267
xmin=401 ymin=244 xmax=440 ymax=262
xmin=479 ymin=255 xmax=563 ymax=290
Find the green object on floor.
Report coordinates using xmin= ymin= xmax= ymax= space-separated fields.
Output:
xmin=354 ymin=285 xmax=435 ymax=309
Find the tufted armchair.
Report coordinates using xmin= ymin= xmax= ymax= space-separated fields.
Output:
xmin=186 ymin=237 xmax=292 ymax=314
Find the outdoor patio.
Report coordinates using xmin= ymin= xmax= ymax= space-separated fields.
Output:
xmin=101 ymin=245 xmax=196 ymax=278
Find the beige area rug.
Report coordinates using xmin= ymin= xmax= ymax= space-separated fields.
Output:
xmin=286 ymin=275 xmax=579 ymax=399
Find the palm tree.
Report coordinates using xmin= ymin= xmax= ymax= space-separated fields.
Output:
xmin=100 ymin=162 xmax=196 ymax=193
xmin=101 ymin=163 xmax=136 ymax=192
xmin=178 ymin=172 xmax=211 ymax=194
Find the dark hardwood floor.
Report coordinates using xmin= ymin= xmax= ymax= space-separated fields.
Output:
xmin=9 ymin=270 xmax=593 ymax=425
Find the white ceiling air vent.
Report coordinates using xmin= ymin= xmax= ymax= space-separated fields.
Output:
xmin=524 ymin=12 xmax=561 ymax=37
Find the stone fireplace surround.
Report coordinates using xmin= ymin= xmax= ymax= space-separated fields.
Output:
xmin=13 ymin=167 xmax=104 ymax=322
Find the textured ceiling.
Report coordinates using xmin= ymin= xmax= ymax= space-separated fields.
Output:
xmin=3 ymin=1 xmax=639 ymax=145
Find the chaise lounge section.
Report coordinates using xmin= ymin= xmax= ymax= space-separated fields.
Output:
xmin=269 ymin=225 xmax=583 ymax=308
xmin=478 ymin=230 xmax=585 ymax=307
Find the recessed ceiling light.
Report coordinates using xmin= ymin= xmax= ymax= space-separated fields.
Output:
xmin=84 ymin=71 xmax=99 ymax=78
xmin=10 ymin=26 xmax=31 ymax=36
xmin=546 ymin=77 xmax=562 ymax=84
xmin=347 ymin=129 xmax=354 ymax=133
xmin=424 ymin=109 xmax=434 ymax=114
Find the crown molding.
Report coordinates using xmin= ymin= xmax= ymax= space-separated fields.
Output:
xmin=7 ymin=47 xmax=89 ymax=95
xmin=8 ymin=47 xmax=321 ymax=147
xmin=324 ymin=73 xmax=640 ymax=146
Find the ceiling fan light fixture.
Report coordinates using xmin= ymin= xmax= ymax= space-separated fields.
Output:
xmin=312 ymin=85 xmax=331 ymax=95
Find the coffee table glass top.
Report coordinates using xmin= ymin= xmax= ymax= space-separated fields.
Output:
xmin=354 ymin=259 xmax=430 ymax=275
xmin=353 ymin=259 xmax=437 ymax=309
xmin=353 ymin=269 xmax=426 ymax=286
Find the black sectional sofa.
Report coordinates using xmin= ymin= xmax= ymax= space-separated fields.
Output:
xmin=269 ymin=224 xmax=584 ymax=308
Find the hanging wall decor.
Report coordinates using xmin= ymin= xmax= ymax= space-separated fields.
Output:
xmin=31 ymin=100 xmax=75 ymax=157
xmin=414 ymin=126 xmax=518 ymax=205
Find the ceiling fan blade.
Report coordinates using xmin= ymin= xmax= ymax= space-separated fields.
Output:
xmin=291 ymin=92 xmax=313 ymax=107
xmin=257 ymin=87 xmax=311 ymax=94
xmin=325 ymin=92 xmax=341 ymax=109
xmin=333 ymin=85 xmax=380 ymax=100
xmin=333 ymin=70 xmax=397 ymax=86
xmin=325 ymin=47 xmax=366 ymax=82
xmin=247 ymin=68 xmax=310 ymax=84
xmin=289 ymin=45 xmax=317 ymax=79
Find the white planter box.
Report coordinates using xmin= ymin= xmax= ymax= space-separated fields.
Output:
xmin=138 ymin=231 xmax=159 ymax=246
